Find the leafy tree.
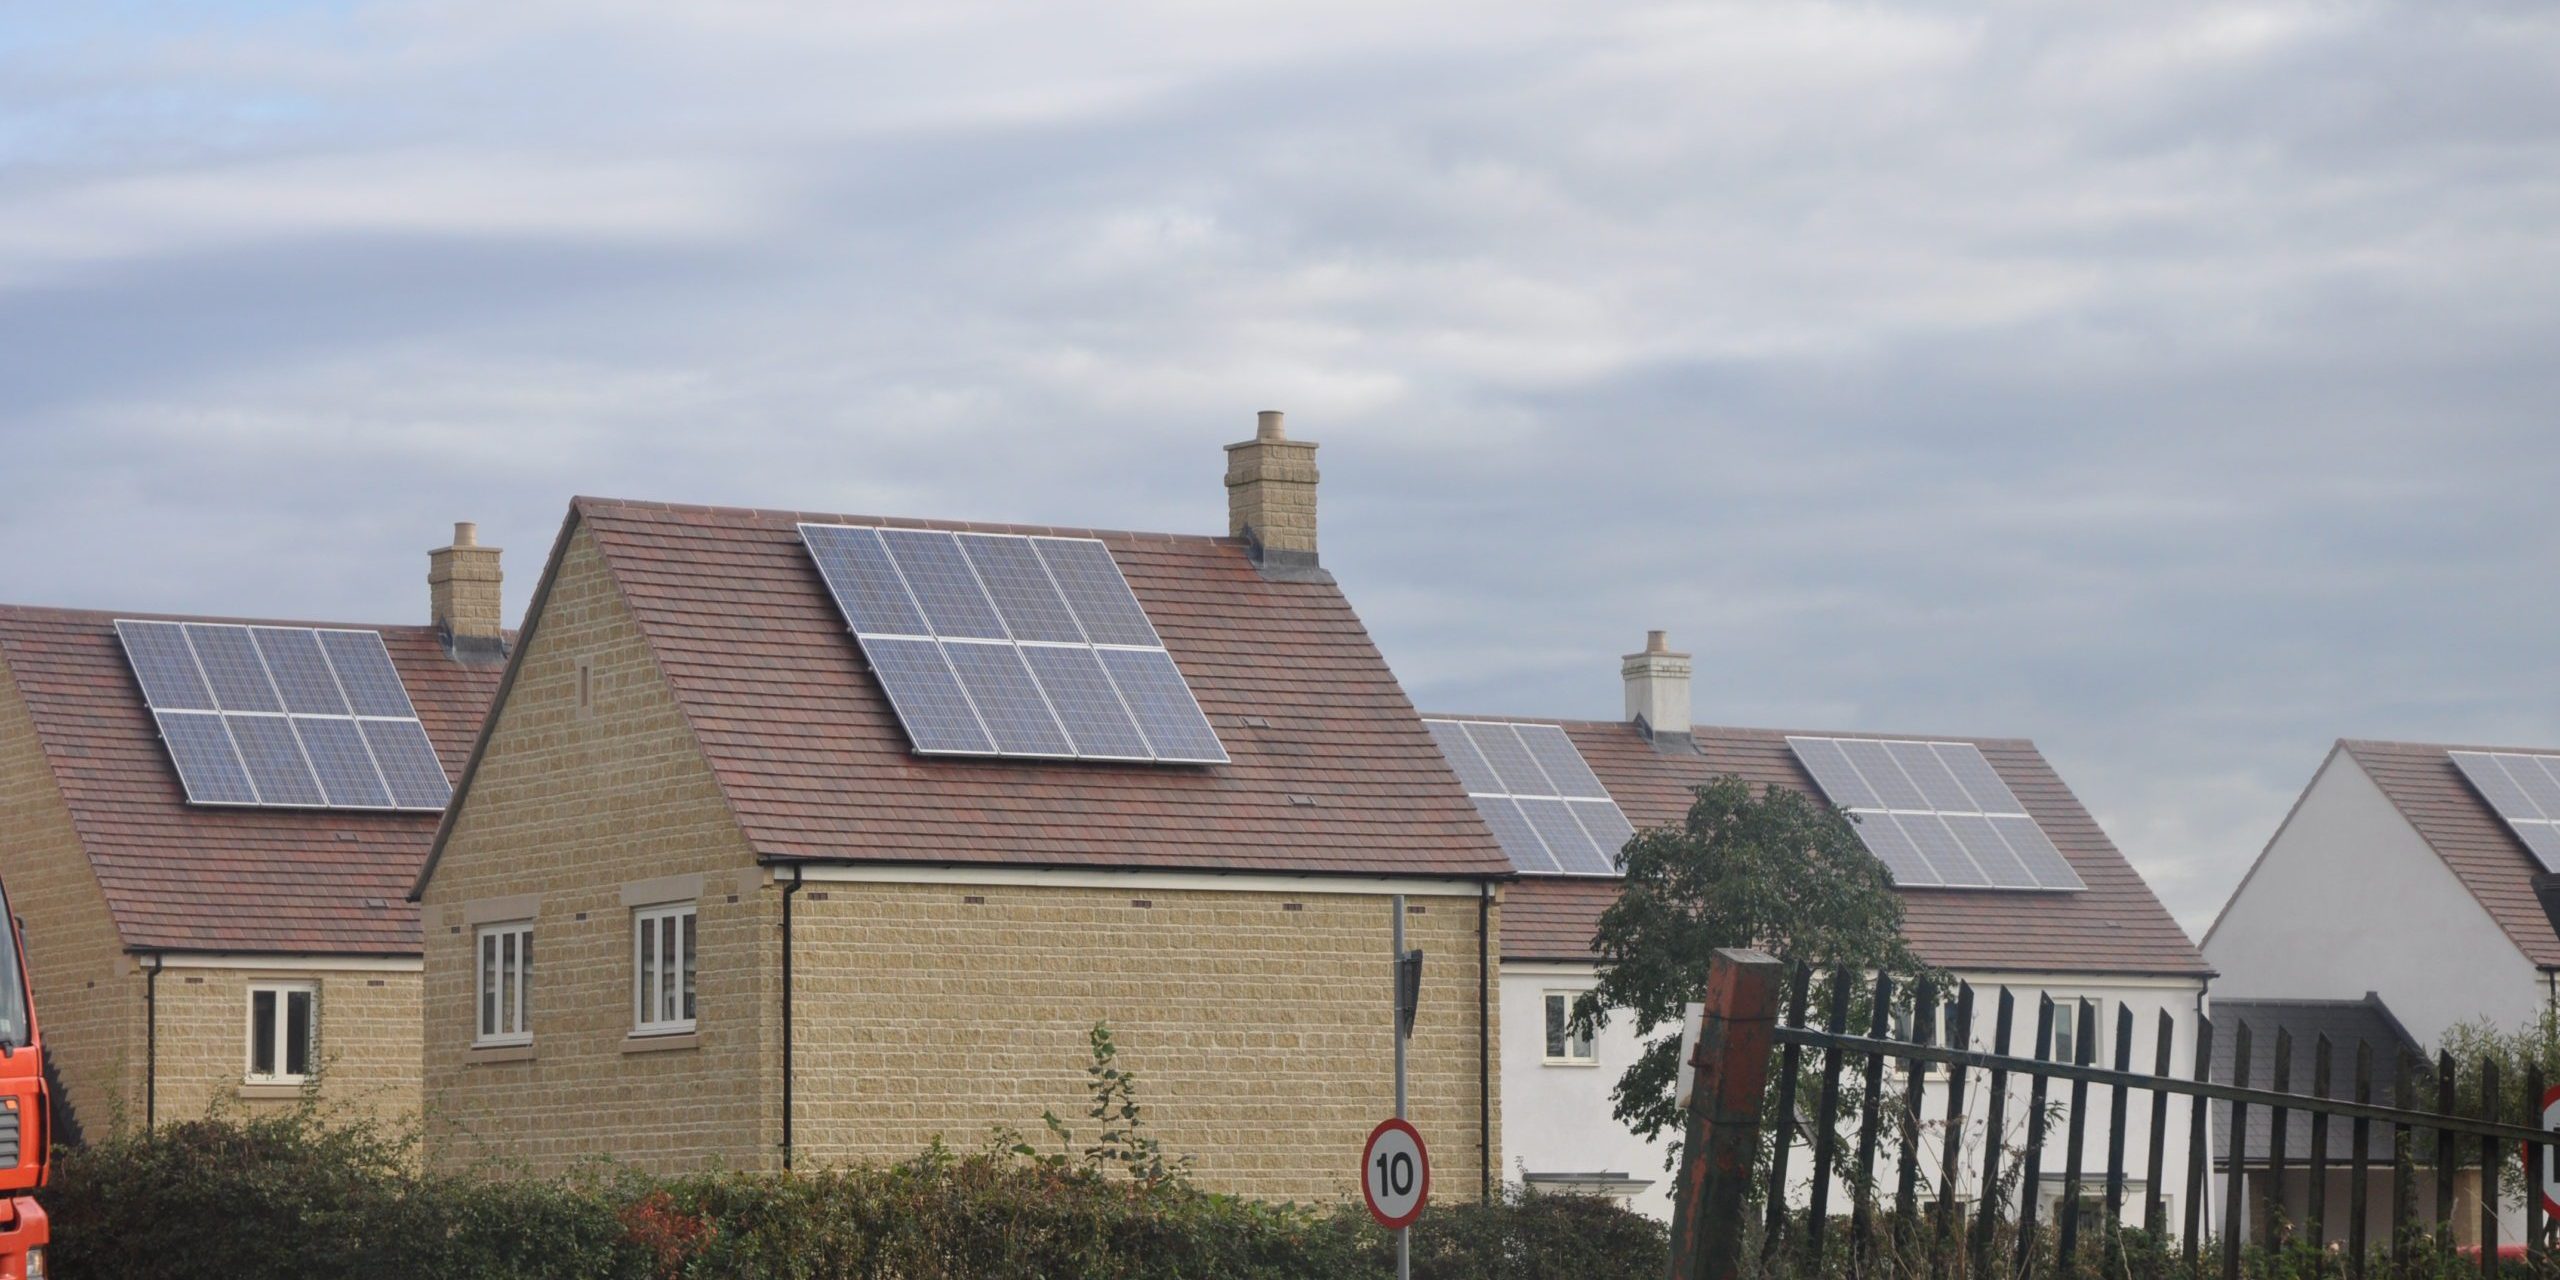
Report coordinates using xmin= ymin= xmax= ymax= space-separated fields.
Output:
xmin=1571 ymin=774 xmax=1932 ymax=1148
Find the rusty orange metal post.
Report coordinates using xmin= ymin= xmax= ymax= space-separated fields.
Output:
xmin=1670 ymin=948 xmax=1785 ymax=1280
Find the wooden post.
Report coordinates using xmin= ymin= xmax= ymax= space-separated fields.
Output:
xmin=1670 ymin=948 xmax=1787 ymax=1280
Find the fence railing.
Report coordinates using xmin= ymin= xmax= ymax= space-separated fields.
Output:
xmin=1667 ymin=949 xmax=2557 ymax=1280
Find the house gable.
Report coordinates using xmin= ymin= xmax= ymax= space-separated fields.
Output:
xmin=2202 ymin=745 xmax=2541 ymax=1049
xmin=419 ymin=515 xmax=775 ymax=1173
xmin=0 ymin=653 xmax=143 ymax=1136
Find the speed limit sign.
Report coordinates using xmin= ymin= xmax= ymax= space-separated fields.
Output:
xmin=2528 ymin=1085 xmax=2560 ymax=1217
xmin=1363 ymin=1117 xmax=1430 ymax=1229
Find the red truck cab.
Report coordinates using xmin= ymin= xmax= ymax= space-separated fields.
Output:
xmin=0 ymin=880 xmax=47 ymax=1280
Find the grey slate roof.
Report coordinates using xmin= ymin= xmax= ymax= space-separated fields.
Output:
xmin=2209 ymin=994 xmax=2424 ymax=1168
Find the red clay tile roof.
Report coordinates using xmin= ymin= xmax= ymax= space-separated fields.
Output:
xmin=2338 ymin=739 xmax=2560 ymax=969
xmin=1446 ymin=717 xmax=2207 ymax=977
xmin=486 ymin=497 xmax=1511 ymax=879
xmin=0 ymin=605 xmax=500 ymax=954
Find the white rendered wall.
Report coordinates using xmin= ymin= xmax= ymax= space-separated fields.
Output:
xmin=2202 ymin=749 xmax=2547 ymax=1052
xmin=1505 ymin=965 xmax=2209 ymax=1235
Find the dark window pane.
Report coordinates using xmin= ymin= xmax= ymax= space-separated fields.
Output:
xmin=251 ymin=991 xmax=277 ymax=1076
xmin=286 ymin=991 xmax=313 ymax=1077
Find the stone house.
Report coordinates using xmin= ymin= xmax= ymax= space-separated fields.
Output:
xmin=0 ymin=528 xmax=505 ymax=1136
xmin=410 ymin=414 xmax=1513 ymax=1200
xmin=1434 ymin=633 xmax=2213 ymax=1228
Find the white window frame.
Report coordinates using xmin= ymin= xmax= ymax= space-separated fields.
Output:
xmin=1542 ymin=990 xmax=1596 ymax=1065
xmin=2051 ymin=997 xmax=2106 ymax=1066
xmin=631 ymin=903 xmax=697 ymax=1036
xmin=245 ymin=981 xmax=318 ymax=1084
xmin=475 ymin=921 xmax=534 ymax=1047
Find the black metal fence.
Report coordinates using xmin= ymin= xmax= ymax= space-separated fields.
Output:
xmin=1747 ymin=967 xmax=2556 ymax=1280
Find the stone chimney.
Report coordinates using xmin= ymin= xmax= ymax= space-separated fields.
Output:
xmin=428 ymin=522 xmax=506 ymax=662
xmin=1622 ymin=629 xmax=1692 ymax=748
xmin=1224 ymin=410 xmax=1326 ymax=581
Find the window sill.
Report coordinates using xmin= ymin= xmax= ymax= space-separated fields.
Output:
xmin=467 ymin=1042 xmax=535 ymax=1064
xmin=1541 ymin=1058 xmax=1600 ymax=1068
xmin=238 ymin=1082 xmax=308 ymax=1100
xmin=623 ymin=1031 xmax=698 ymax=1054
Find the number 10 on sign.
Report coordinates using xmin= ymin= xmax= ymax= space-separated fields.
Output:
xmin=1364 ymin=1117 xmax=1430 ymax=1230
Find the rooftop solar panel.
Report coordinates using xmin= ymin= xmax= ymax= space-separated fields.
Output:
xmin=118 ymin=621 xmax=450 ymax=811
xmin=116 ymin=621 xmax=216 ymax=711
xmin=188 ymin=624 xmax=283 ymax=713
xmin=803 ymin=524 xmax=929 ymax=637
xmin=1422 ymin=719 xmax=1642 ymax=878
xmin=253 ymin=626 xmax=350 ymax=716
xmin=878 ymin=529 xmax=1008 ymax=640
xmin=226 ymin=714 xmax=326 ymax=807
xmin=1097 ymin=647 xmax=1228 ymax=764
xmin=801 ymin=525 xmax=1225 ymax=765
xmin=1019 ymin=645 xmax=1151 ymax=761
xmin=960 ymin=534 xmax=1084 ymax=645
xmin=154 ymin=710 xmax=257 ymax=805
xmin=358 ymin=719 xmax=453 ymax=810
xmin=1033 ymin=538 xmax=1160 ymax=648
xmin=318 ymin=629 xmax=418 ymax=718
xmin=941 ymin=641 xmax=1075 ymax=757
xmin=1474 ymin=795 xmax=1560 ymax=875
xmin=296 ymin=716 xmax=392 ymax=808
xmin=1787 ymin=736 xmax=2086 ymax=892
xmin=2449 ymin=751 xmax=2560 ymax=873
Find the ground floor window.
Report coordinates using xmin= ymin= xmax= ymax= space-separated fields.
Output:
xmin=477 ymin=922 xmax=534 ymax=1045
xmin=1544 ymin=991 xmax=1595 ymax=1064
xmin=247 ymin=983 xmax=316 ymax=1082
xmin=632 ymin=904 xmax=696 ymax=1035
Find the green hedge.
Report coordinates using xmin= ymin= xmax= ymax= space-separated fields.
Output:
xmin=38 ymin=1111 xmax=1667 ymax=1279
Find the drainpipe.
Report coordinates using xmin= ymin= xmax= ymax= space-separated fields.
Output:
xmin=142 ymin=952 xmax=163 ymax=1132
xmin=1478 ymin=883 xmax=1492 ymax=1201
xmin=780 ymin=866 xmax=804 ymax=1172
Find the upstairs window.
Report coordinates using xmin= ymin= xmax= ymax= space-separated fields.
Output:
xmin=247 ymin=983 xmax=316 ymax=1083
xmin=476 ymin=923 xmax=534 ymax=1046
xmin=1543 ymin=992 xmax=1595 ymax=1064
xmin=632 ymin=904 xmax=696 ymax=1035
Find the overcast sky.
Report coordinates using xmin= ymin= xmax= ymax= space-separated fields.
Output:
xmin=6 ymin=1 xmax=2557 ymax=933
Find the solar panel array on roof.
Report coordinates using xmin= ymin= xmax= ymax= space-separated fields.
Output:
xmin=2448 ymin=751 xmax=2560 ymax=871
xmin=799 ymin=525 xmax=1227 ymax=764
xmin=115 ymin=620 xmax=453 ymax=811
xmin=1424 ymin=719 xmax=1636 ymax=876
xmin=1785 ymin=736 xmax=2084 ymax=891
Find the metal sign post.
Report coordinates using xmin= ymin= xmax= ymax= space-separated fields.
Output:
xmin=1380 ymin=894 xmax=1428 ymax=1279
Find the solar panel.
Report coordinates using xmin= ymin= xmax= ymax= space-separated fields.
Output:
xmin=960 ymin=534 xmax=1084 ymax=645
xmin=118 ymin=621 xmax=450 ymax=811
xmin=2450 ymin=751 xmax=2560 ymax=873
xmin=860 ymin=637 xmax=996 ymax=755
xmin=803 ymin=524 xmax=929 ymax=636
xmin=1787 ymin=736 xmax=2087 ymax=891
xmin=940 ymin=641 xmax=1075 ymax=757
xmin=187 ymin=624 xmax=282 ymax=713
xmin=253 ymin=626 xmax=350 ymax=716
xmin=801 ymin=525 xmax=1226 ymax=765
xmin=1473 ymin=795 xmax=1561 ymax=874
xmin=116 ymin=621 xmax=215 ymax=711
xmin=877 ymin=529 xmax=1008 ymax=640
xmin=154 ymin=711 xmax=256 ymax=804
xmin=1019 ymin=646 xmax=1151 ymax=761
xmin=296 ymin=717 xmax=392 ymax=808
xmin=1097 ymin=648 xmax=1228 ymax=764
xmin=319 ymin=629 xmax=417 ymax=718
xmin=359 ymin=719 xmax=454 ymax=810
xmin=1033 ymin=538 xmax=1161 ymax=648
xmin=1422 ymin=719 xmax=1642 ymax=878
xmin=226 ymin=714 xmax=326 ymax=807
